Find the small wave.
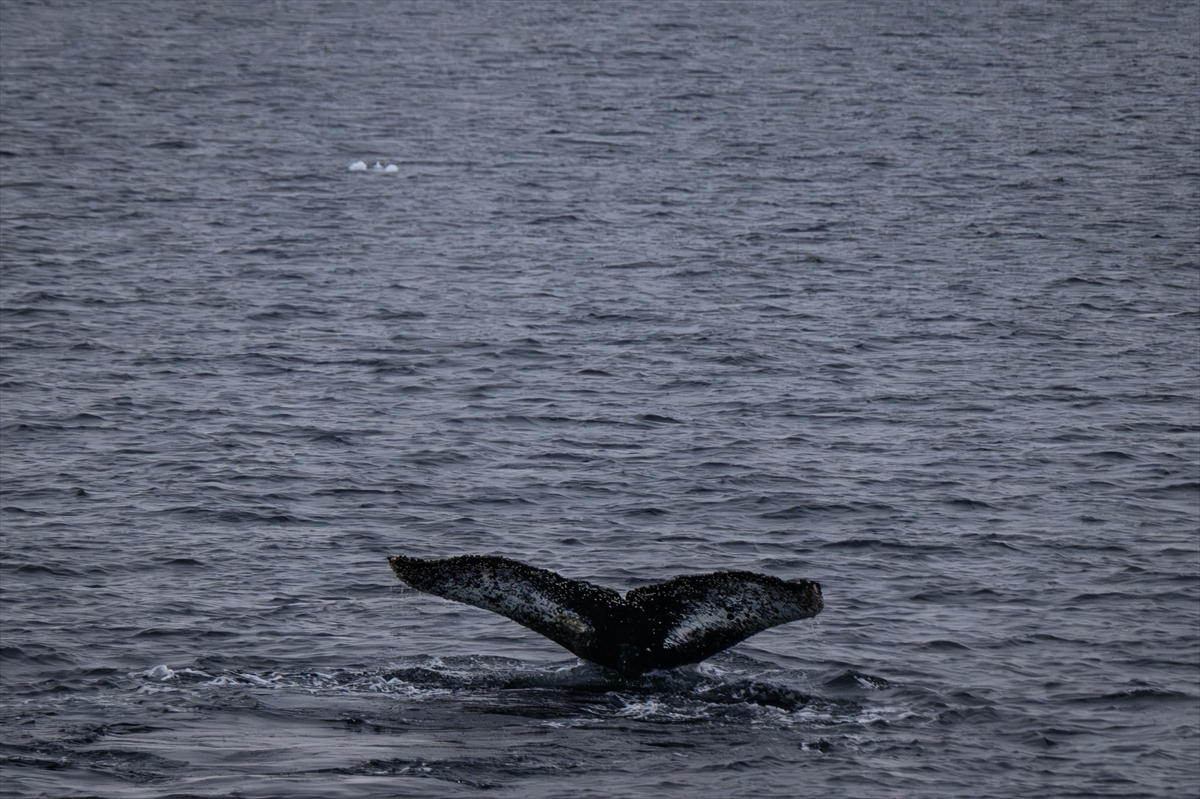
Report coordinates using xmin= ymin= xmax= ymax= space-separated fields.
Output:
xmin=528 ymin=452 xmax=598 ymax=463
xmin=1050 ymin=275 xmax=1109 ymax=287
xmin=0 ymin=506 xmax=48 ymax=515
xmin=761 ymin=501 xmax=895 ymax=519
xmin=11 ymin=562 xmax=82 ymax=577
xmin=368 ymin=308 xmax=426 ymax=320
xmin=145 ymin=139 xmax=195 ymax=150
xmin=158 ymin=506 xmax=299 ymax=524
xmin=132 ymin=628 xmax=237 ymax=639
xmin=1089 ymin=449 xmax=1136 ymax=461
xmin=1133 ymin=481 xmax=1200 ymax=499
xmin=0 ymin=306 xmax=71 ymax=317
xmin=945 ymin=497 xmax=995 ymax=510
xmin=1070 ymin=686 xmax=1195 ymax=705
xmin=161 ymin=557 xmax=205 ymax=567
xmin=822 ymin=669 xmax=891 ymax=691
xmin=625 ymin=506 xmax=669 ymax=516
xmin=1 ymin=740 xmax=186 ymax=784
xmin=921 ymin=639 xmax=972 ymax=651
xmin=0 ymin=644 xmax=75 ymax=667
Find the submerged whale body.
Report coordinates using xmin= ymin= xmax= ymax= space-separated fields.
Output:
xmin=388 ymin=554 xmax=824 ymax=678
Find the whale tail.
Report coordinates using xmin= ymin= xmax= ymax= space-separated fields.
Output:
xmin=388 ymin=555 xmax=823 ymax=677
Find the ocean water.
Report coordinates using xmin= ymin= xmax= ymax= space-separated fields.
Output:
xmin=1 ymin=1 xmax=1198 ymax=797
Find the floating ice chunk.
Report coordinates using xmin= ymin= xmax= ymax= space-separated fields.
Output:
xmin=350 ymin=160 xmax=398 ymax=173
xmin=145 ymin=664 xmax=176 ymax=681
xmin=239 ymin=672 xmax=275 ymax=686
xmin=176 ymin=668 xmax=213 ymax=678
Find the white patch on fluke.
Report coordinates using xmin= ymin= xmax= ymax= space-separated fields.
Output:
xmin=665 ymin=606 xmax=732 ymax=649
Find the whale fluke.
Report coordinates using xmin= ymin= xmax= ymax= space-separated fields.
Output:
xmin=388 ymin=554 xmax=823 ymax=677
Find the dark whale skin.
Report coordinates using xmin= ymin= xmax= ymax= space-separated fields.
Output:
xmin=389 ymin=554 xmax=823 ymax=677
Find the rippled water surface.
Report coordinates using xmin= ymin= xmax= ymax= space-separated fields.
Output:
xmin=2 ymin=1 xmax=1198 ymax=797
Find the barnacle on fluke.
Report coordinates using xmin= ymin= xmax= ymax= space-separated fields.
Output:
xmin=388 ymin=554 xmax=824 ymax=678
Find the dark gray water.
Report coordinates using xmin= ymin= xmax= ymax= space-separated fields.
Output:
xmin=2 ymin=1 xmax=1198 ymax=797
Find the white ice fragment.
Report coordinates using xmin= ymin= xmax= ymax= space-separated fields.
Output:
xmin=175 ymin=668 xmax=213 ymax=678
xmin=239 ymin=672 xmax=275 ymax=686
xmin=145 ymin=664 xmax=175 ymax=681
